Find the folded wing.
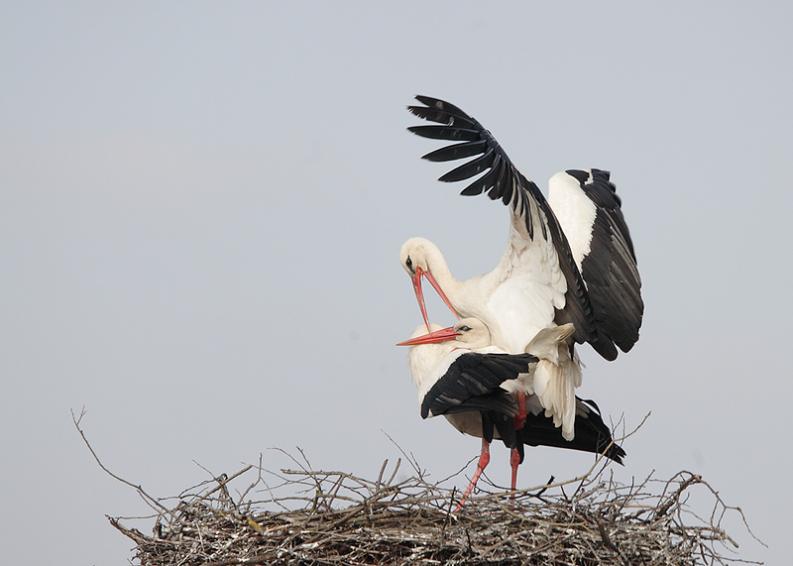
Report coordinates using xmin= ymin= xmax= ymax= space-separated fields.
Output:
xmin=420 ymin=352 xmax=538 ymax=419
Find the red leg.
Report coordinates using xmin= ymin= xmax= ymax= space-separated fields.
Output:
xmin=510 ymin=391 xmax=527 ymax=498
xmin=514 ymin=390 xmax=527 ymax=430
xmin=510 ymin=448 xmax=521 ymax=496
xmin=454 ymin=438 xmax=490 ymax=512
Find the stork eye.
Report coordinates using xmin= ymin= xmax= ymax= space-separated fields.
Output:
xmin=458 ymin=325 xmax=472 ymax=332
xmin=406 ymin=256 xmax=413 ymax=270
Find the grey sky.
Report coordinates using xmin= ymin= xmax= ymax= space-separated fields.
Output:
xmin=1 ymin=2 xmax=791 ymax=564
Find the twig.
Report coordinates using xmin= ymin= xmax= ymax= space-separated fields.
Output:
xmin=71 ymin=408 xmax=169 ymax=516
xmin=95 ymin=428 xmax=763 ymax=565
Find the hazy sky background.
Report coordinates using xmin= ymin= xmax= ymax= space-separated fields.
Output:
xmin=2 ymin=2 xmax=791 ymax=564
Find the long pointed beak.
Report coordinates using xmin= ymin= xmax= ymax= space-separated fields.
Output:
xmin=397 ymin=326 xmax=459 ymax=346
xmin=412 ymin=267 xmax=460 ymax=333
xmin=424 ymin=270 xmax=461 ymax=320
xmin=412 ymin=268 xmax=431 ymax=333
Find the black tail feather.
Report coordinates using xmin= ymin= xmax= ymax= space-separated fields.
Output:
xmin=518 ymin=403 xmax=625 ymax=464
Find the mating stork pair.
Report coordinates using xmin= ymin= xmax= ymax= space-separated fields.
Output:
xmin=396 ymin=96 xmax=643 ymax=510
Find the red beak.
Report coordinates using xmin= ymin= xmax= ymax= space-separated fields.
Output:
xmin=397 ymin=325 xmax=459 ymax=346
xmin=412 ymin=267 xmax=431 ymax=333
xmin=412 ymin=267 xmax=460 ymax=333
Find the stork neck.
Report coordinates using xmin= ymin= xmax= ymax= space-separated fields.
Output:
xmin=426 ymin=250 xmax=462 ymax=301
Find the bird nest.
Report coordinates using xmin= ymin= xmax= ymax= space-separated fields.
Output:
xmin=73 ymin=412 xmax=762 ymax=565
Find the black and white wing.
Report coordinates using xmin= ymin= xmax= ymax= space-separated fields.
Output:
xmin=421 ymin=351 xmax=537 ymax=448
xmin=408 ymin=95 xmax=616 ymax=360
xmin=420 ymin=352 xmax=538 ymax=419
xmin=548 ymin=169 xmax=643 ymax=353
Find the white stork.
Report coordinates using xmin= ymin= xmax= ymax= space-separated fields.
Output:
xmin=400 ymin=95 xmax=643 ymax=440
xmin=398 ymin=318 xmax=625 ymax=511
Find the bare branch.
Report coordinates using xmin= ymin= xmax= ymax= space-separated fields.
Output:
xmin=71 ymin=408 xmax=169 ymax=516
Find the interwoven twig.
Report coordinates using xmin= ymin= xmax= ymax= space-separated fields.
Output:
xmin=109 ymin=457 xmax=763 ymax=565
xmin=73 ymin=409 xmax=763 ymax=565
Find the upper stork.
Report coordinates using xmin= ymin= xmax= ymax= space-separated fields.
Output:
xmin=400 ymin=95 xmax=643 ymax=438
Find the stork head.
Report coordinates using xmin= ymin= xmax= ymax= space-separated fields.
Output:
xmin=399 ymin=237 xmax=433 ymax=278
xmin=397 ymin=317 xmax=491 ymax=350
xmin=399 ymin=237 xmax=460 ymax=332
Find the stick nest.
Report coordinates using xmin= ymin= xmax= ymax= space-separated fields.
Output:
xmin=108 ymin=446 xmax=762 ymax=565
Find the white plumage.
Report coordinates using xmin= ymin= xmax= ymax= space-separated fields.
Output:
xmin=398 ymin=317 xmax=624 ymax=509
xmin=400 ymin=234 xmax=582 ymax=440
xmin=400 ymin=95 xmax=644 ymax=439
xmin=547 ymin=171 xmax=598 ymax=271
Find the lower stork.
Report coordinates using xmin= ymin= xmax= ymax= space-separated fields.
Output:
xmin=398 ymin=318 xmax=625 ymax=511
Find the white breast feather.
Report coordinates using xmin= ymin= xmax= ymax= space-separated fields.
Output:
xmin=407 ymin=340 xmax=463 ymax=404
xmin=408 ymin=189 xmax=592 ymax=440
xmin=482 ymin=217 xmax=567 ymax=353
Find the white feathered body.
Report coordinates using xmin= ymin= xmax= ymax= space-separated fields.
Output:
xmin=443 ymin=203 xmax=584 ymax=440
xmin=405 ymin=323 xmax=580 ymax=440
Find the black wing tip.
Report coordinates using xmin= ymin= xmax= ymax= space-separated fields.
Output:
xmin=409 ymin=95 xmax=476 ymax=122
xmin=415 ymin=94 xmax=442 ymax=107
xmin=606 ymin=443 xmax=627 ymax=464
xmin=406 ymin=124 xmax=480 ymax=142
xmin=565 ymin=169 xmax=589 ymax=184
xmin=591 ymin=335 xmax=619 ymax=361
xmin=406 ymin=95 xmax=535 ymax=231
xmin=566 ymin=168 xmax=613 ymax=185
xmin=406 ymin=104 xmax=449 ymax=119
xmin=413 ymin=94 xmax=449 ymax=108
xmin=580 ymin=397 xmax=602 ymax=415
xmin=460 ymin=185 xmax=484 ymax=196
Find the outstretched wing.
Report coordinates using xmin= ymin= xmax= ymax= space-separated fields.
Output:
xmin=548 ymin=169 xmax=643 ymax=353
xmin=408 ymin=95 xmax=617 ymax=359
xmin=420 ymin=352 xmax=537 ymax=419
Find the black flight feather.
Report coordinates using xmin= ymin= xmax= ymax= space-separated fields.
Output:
xmin=568 ymin=169 xmax=644 ymax=353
